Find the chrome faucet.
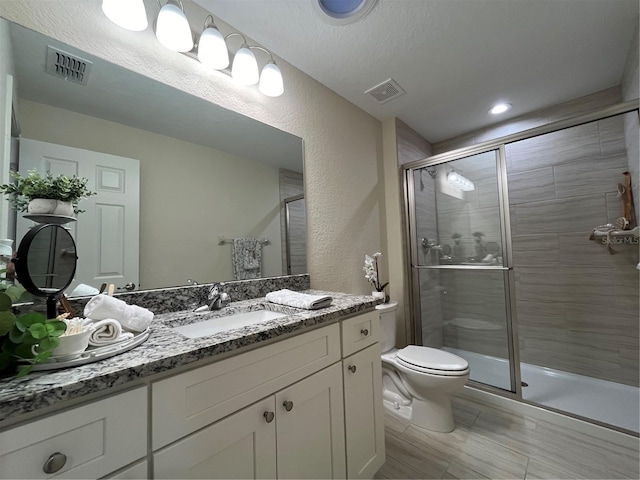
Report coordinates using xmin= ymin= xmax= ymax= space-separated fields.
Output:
xmin=207 ymin=282 xmax=230 ymax=310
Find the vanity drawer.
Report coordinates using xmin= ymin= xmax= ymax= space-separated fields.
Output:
xmin=152 ymin=323 xmax=341 ymax=449
xmin=0 ymin=387 xmax=147 ymax=480
xmin=341 ymin=310 xmax=379 ymax=357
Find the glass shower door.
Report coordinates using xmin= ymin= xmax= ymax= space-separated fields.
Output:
xmin=409 ymin=150 xmax=515 ymax=392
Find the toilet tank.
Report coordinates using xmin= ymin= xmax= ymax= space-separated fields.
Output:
xmin=376 ymin=301 xmax=398 ymax=353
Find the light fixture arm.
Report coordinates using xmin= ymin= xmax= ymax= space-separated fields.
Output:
xmin=224 ymin=32 xmax=249 ymax=46
xmin=249 ymin=45 xmax=275 ymax=63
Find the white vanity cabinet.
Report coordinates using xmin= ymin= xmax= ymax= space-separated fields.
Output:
xmin=152 ymin=324 xmax=346 ymax=479
xmin=341 ymin=312 xmax=386 ymax=479
xmin=154 ymin=363 xmax=346 ymax=479
xmin=0 ymin=387 xmax=147 ymax=480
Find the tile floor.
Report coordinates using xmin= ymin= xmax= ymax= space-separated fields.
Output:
xmin=375 ymin=395 xmax=640 ymax=479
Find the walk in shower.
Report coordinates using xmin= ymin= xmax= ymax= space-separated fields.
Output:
xmin=404 ymin=103 xmax=640 ymax=434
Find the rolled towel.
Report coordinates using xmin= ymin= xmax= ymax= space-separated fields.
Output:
xmin=265 ymin=289 xmax=332 ymax=310
xmin=87 ymin=318 xmax=134 ymax=346
xmin=84 ymin=295 xmax=154 ymax=333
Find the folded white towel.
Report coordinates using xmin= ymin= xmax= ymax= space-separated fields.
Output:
xmin=265 ymin=289 xmax=332 ymax=310
xmin=87 ymin=318 xmax=134 ymax=346
xmin=84 ymin=294 xmax=154 ymax=333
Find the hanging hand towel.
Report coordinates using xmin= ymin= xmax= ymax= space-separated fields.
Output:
xmin=87 ymin=318 xmax=134 ymax=346
xmin=232 ymin=237 xmax=262 ymax=280
xmin=84 ymin=294 xmax=154 ymax=333
xmin=265 ymin=289 xmax=333 ymax=310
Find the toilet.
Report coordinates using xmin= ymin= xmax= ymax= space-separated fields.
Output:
xmin=377 ymin=302 xmax=469 ymax=432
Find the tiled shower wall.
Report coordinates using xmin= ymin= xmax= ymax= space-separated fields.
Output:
xmin=506 ymin=113 xmax=639 ymax=387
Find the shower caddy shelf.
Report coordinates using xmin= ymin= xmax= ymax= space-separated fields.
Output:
xmin=588 ymin=225 xmax=639 ymax=242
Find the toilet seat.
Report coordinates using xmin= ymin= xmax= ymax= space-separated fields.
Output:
xmin=396 ymin=346 xmax=469 ymax=377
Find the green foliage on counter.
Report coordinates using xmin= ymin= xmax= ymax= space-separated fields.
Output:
xmin=0 ymin=292 xmax=67 ymax=377
xmin=0 ymin=169 xmax=96 ymax=214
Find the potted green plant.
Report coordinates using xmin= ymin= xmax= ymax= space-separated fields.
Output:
xmin=0 ymin=169 xmax=96 ymax=215
xmin=0 ymin=292 xmax=67 ymax=377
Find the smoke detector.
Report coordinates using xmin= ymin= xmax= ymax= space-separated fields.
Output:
xmin=365 ymin=78 xmax=406 ymax=104
xmin=46 ymin=46 xmax=93 ymax=86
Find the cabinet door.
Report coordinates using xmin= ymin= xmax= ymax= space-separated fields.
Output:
xmin=343 ymin=344 xmax=385 ymax=479
xmin=0 ymin=387 xmax=147 ymax=480
xmin=275 ymin=363 xmax=346 ymax=479
xmin=153 ymin=397 xmax=276 ymax=479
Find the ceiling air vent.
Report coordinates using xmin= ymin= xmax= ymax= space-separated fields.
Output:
xmin=365 ymin=78 xmax=405 ymax=104
xmin=46 ymin=46 xmax=92 ymax=86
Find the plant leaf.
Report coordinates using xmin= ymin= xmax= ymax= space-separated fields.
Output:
xmin=47 ymin=320 xmax=67 ymax=336
xmin=0 ymin=310 xmax=16 ymax=336
xmin=18 ymin=312 xmax=46 ymax=327
xmin=0 ymin=292 xmax=12 ymax=311
xmin=8 ymin=325 xmax=26 ymax=343
xmin=28 ymin=323 xmax=47 ymax=339
xmin=38 ymin=336 xmax=59 ymax=351
xmin=14 ymin=343 xmax=35 ymax=359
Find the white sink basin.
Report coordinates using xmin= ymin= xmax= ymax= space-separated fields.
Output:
xmin=172 ymin=310 xmax=288 ymax=339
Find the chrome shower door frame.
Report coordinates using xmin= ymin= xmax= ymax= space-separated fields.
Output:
xmin=402 ymin=99 xmax=639 ymax=399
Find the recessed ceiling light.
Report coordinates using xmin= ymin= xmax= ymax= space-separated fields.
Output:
xmin=312 ymin=0 xmax=378 ymax=25
xmin=489 ymin=103 xmax=512 ymax=115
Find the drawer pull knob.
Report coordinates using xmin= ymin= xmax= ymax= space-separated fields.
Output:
xmin=264 ymin=411 xmax=275 ymax=423
xmin=43 ymin=452 xmax=67 ymax=474
xmin=348 ymin=365 xmax=357 ymax=373
xmin=361 ymin=328 xmax=369 ymax=336
xmin=283 ymin=400 xmax=294 ymax=412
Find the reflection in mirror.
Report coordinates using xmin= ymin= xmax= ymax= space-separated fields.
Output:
xmin=1 ymin=19 xmax=306 ymax=295
xmin=13 ymin=224 xmax=77 ymax=317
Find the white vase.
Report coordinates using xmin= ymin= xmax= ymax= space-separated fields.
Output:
xmin=372 ymin=291 xmax=385 ymax=300
xmin=27 ymin=199 xmax=74 ymax=216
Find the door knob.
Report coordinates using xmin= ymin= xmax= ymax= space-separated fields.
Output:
xmin=43 ymin=452 xmax=67 ymax=474
xmin=283 ymin=400 xmax=294 ymax=412
xmin=348 ymin=365 xmax=357 ymax=373
xmin=118 ymin=282 xmax=136 ymax=291
xmin=360 ymin=328 xmax=369 ymax=336
xmin=263 ymin=411 xmax=275 ymax=423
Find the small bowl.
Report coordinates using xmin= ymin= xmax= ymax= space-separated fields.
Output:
xmin=51 ymin=330 xmax=92 ymax=359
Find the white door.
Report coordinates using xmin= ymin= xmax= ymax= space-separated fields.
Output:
xmin=16 ymin=139 xmax=139 ymax=293
xmin=153 ymin=397 xmax=277 ymax=479
xmin=343 ymin=344 xmax=386 ymax=479
xmin=275 ymin=363 xmax=346 ymax=479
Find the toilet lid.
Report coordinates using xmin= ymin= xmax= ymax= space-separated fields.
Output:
xmin=397 ymin=346 xmax=469 ymax=372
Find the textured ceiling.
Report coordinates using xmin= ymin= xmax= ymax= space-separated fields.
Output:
xmin=195 ymin=0 xmax=639 ymax=143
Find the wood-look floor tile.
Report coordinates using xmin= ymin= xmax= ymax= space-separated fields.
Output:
xmin=524 ymin=457 xmax=582 ymax=479
xmin=385 ymin=429 xmax=450 ymax=479
xmin=402 ymin=424 xmax=529 ymax=479
xmin=383 ymin=410 xmax=411 ymax=434
xmin=442 ymin=460 xmax=491 ymax=479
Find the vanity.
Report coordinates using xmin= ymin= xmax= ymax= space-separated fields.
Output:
xmin=0 ymin=290 xmax=385 ymax=479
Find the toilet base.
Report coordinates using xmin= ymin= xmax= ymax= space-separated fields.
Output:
xmin=410 ymin=395 xmax=455 ymax=432
xmin=381 ymin=387 xmax=456 ymax=433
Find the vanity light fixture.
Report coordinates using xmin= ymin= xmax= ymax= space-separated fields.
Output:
xmin=155 ymin=0 xmax=194 ymax=52
xmin=101 ymin=0 xmax=148 ymax=31
xmin=197 ymin=16 xmax=229 ymax=69
xmin=447 ymin=171 xmax=475 ymax=192
xmin=230 ymin=40 xmax=260 ymax=86
xmin=489 ymin=102 xmax=512 ymax=115
xmin=101 ymin=5 xmax=284 ymax=97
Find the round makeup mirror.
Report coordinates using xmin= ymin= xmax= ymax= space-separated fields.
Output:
xmin=12 ymin=224 xmax=78 ymax=318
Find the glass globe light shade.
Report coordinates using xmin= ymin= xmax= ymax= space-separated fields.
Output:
xmin=102 ymin=0 xmax=148 ymax=31
xmin=155 ymin=2 xmax=193 ymax=52
xmin=197 ymin=26 xmax=229 ymax=70
xmin=259 ymin=62 xmax=284 ymax=97
xmin=231 ymin=46 xmax=259 ymax=86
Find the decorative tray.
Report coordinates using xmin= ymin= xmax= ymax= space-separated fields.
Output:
xmin=25 ymin=327 xmax=151 ymax=371
xmin=23 ymin=214 xmax=77 ymax=225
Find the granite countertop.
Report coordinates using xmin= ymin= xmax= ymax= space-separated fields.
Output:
xmin=0 ymin=290 xmax=378 ymax=424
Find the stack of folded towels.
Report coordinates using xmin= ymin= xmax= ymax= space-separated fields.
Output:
xmin=83 ymin=294 xmax=154 ymax=346
xmin=265 ymin=289 xmax=332 ymax=310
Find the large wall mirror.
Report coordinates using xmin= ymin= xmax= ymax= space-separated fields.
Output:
xmin=0 ymin=19 xmax=306 ymax=296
